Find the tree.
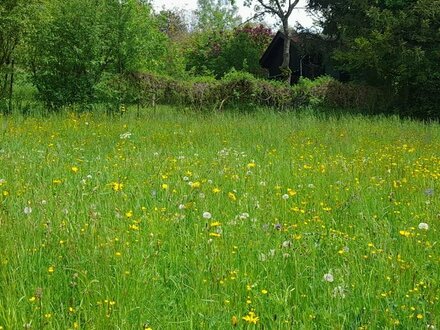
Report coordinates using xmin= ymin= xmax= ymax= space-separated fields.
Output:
xmin=241 ymin=0 xmax=301 ymax=83
xmin=195 ymin=0 xmax=241 ymax=31
xmin=0 ymin=0 xmax=35 ymax=113
xmin=25 ymin=0 xmax=172 ymax=108
xmin=308 ymin=0 xmax=440 ymax=115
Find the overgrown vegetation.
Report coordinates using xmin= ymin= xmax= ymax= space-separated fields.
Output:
xmin=1 ymin=108 xmax=439 ymax=328
xmin=0 ymin=0 xmax=439 ymax=115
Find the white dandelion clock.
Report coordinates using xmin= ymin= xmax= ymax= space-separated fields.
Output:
xmin=323 ymin=273 xmax=334 ymax=283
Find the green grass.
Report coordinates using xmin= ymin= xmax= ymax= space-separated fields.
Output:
xmin=0 ymin=106 xmax=439 ymax=329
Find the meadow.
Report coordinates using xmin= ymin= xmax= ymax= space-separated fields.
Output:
xmin=0 ymin=107 xmax=439 ymax=329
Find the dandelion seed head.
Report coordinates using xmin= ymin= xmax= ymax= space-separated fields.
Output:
xmin=323 ymin=273 xmax=334 ymax=282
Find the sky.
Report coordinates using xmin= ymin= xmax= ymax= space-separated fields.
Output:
xmin=151 ymin=0 xmax=317 ymax=29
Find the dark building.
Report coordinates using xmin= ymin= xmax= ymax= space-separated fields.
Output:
xmin=259 ymin=31 xmax=344 ymax=84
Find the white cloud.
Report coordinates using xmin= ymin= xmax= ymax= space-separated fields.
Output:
xmin=151 ymin=0 xmax=316 ymax=29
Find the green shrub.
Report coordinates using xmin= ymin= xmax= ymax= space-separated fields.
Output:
xmin=126 ymin=71 xmax=385 ymax=113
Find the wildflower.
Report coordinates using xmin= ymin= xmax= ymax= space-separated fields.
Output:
xmin=282 ymin=194 xmax=289 ymax=200
xmin=111 ymin=182 xmax=123 ymax=192
xmin=228 ymin=192 xmax=237 ymax=201
xmin=282 ymin=240 xmax=292 ymax=248
xmin=212 ymin=187 xmax=221 ymax=193
xmin=399 ymin=230 xmax=411 ymax=237
xmin=24 ymin=206 xmax=32 ymax=215
xmin=71 ymin=166 xmax=79 ymax=173
xmin=190 ymin=181 xmax=201 ymax=188
xmin=202 ymin=212 xmax=212 ymax=219
xmin=48 ymin=266 xmax=55 ymax=274
xmin=178 ymin=204 xmax=185 ymax=210
xmin=119 ymin=132 xmax=132 ymax=139
xmin=242 ymin=311 xmax=259 ymax=324
xmin=161 ymin=183 xmax=168 ymax=190
xmin=332 ymin=286 xmax=346 ymax=298
xmin=424 ymin=188 xmax=434 ymax=196
xmin=261 ymin=289 xmax=268 ymax=294
xmin=323 ymin=273 xmax=334 ymax=282
xmin=231 ymin=315 xmax=238 ymax=326
xmin=416 ymin=314 xmax=423 ymax=319
xmin=418 ymin=222 xmax=429 ymax=230
xmin=210 ymin=221 xmax=221 ymax=227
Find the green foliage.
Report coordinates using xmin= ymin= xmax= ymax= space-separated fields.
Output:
xmin=126 ymin=71 xmax=381 ymax=113
xmin=195 ymin=0 xmax=241 ymax=31
xmin=0 ymin=0 xmax=36 ymax=113
xmin=25 ymin=0 xmax=174 ymax=109
xmin=2 ymin=108 xmax=440 ymax=328
xmin=308 ymin=0 xmax=440 ymax=116
xmin=184 ymin=24 xmax=273 ymax=79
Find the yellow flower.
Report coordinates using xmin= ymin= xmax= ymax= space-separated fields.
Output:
xmin=228 ymin=192 xmax=237 ymax=201
xmin=399 ymin=230 xmax=411 ymax=237
xmin=416 ymin=314 xmax=423 ymax=319
xmin=209 ymin=232 xmax=221 ymax=237
xmin=261 ymin=289 xmax=268 ymax=294
xmin=242 ymin=311 xmax=259 ymax=324
xmin=52 ymin=179 xmax=62 ymax=184
xmin=210 ymin=221 xmax=221 ymax=227
xmin=161 ymin=183 xmax=168 ymax=190
xmin=231 ymin=315 xmax=238 ymax=326
xmin=247 ymin=162 xmax=256 ymax=169
xmin=190 ymin=181 xmax=201 ymax=188
xmin=71 ymin=166 xmax=79 ymax=173
xmin=48 ymin=266 xmax=55 ymax=274
xmin=111 ymin=182 xmax=123 ymax=191
xmin=125 ymin=210 xmax=133 ymax=218
xmin=2 ymin=190 xmax=8 ymax=196
xmin=212 ymin=187 xmax=221 ymax=193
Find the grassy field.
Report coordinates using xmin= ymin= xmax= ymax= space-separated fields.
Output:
xmin=0 ymin=107 xmax=439 ymax=329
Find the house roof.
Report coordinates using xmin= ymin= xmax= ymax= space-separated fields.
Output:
xmin=259 ymin=31 xmax=300 ymax=68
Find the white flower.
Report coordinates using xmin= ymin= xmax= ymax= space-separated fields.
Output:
xmin=418 ymin=222 xmax=429 ymax=230
xmin=119 ymin=132 xmax=132 ymax=139
xmin=182 ymin=176 xmax=189 ymax=181
xmin=24 ymin=206 xmax=32 ymax=215
xmin=0 ymin=178 xmax=6 ymax=185
xmin=239 ymin=212 xmax=250 ymax=220
xmin=332 ymin=286 xmax=346 ymax=298
xmin=202 ymin=211 xmax=212 ymax=219
xmin=282 ymin=240 xmax=292 ymax=248
xmin=323 ymin=273 xmax=334 ymax=283
xmin=178 ymin=204 xmax=185 ymax=210
xmin=282 ymin=194 xmax=289 ymax=200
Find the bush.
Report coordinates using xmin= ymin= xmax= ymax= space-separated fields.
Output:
xmin=119 ymin=71 xmax=385 ymax=113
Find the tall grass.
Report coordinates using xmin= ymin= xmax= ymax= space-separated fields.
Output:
xmin=0 ymin=107 xmax=439 ymax=329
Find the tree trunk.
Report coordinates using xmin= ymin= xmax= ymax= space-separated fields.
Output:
xmin=280 ymin=20 xmax=291 ymax=84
